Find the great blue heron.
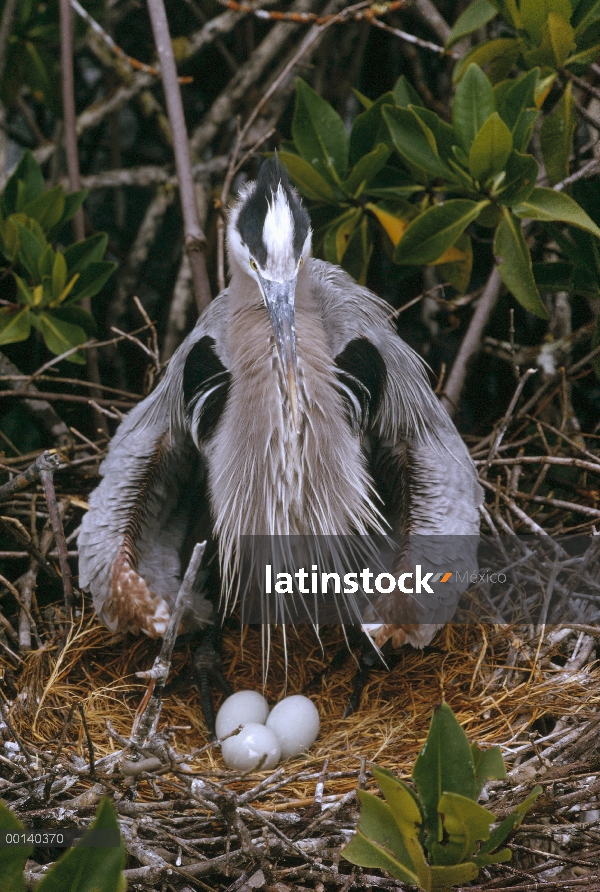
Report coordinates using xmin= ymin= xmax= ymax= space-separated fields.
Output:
xmin=78 ymin=156 xmax=483 ymax=725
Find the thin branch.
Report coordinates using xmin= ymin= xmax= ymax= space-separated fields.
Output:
xmin=39 ymin=457 xmax=74 ymax=621
xmin=0 ymin=0 xmax=18 ymax=86
xmin=440 ymin=266 xmax=504 ymax=416
xmin=146 ymin=0 xmax=212 ymax=313
xmin=0 ymin=451 xmax=60 ymax=505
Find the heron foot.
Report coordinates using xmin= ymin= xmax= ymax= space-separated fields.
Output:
xmin=165 ymin=626 xmax=233 ymax=739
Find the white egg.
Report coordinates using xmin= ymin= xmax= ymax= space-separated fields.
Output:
xmin=266 ymin=695 xmax=320 ymax=759
xmin=221 ymin=723 xmax=281 ymax=771
xmin=215 ymin=690 xmax=269 ymax=739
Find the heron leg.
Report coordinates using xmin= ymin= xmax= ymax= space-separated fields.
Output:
xmin=190 ymin=625 xmax=233 ymax=739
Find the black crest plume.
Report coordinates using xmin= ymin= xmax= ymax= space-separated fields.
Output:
xmin=236 ymin=155 xmax=310 ymax=267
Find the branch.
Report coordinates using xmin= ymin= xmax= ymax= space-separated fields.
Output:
xmin=59 ymin=0 xmax=84 ymax=242
xmin=440 ymin=266 xmax=504 ymax=417
xmin=147 ymin=0 xmax=212 ymax=313
xmin=0 ymin=351 xmax=73 ymax=448
xmin=0 ymin=0 xmax=17 ymax=86
xmin=411 ymin=0 xmax=451 ymax=43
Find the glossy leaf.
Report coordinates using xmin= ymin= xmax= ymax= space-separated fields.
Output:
xmin=63 ymin=233 xmax=109 ymax=276
xmin=36 ymin=798 xmax=126 ymax=892
xmin=383 ymin=106 xmax=450 ymax=182
xmin=0 ymin=799 xmax=31 ymax=892
xmin=0 ymin=308 xmax=32 ymax=346
xmin=471 ymin=743 xmax=506 ymax=798
xmin=431 ymin=862 xmax=479 ymax=888
xmin=52 ymin=305 xmax=98 ymax=337
xmin=412 ymin=702 xmax=477 ymax=848
xmin=293 ymin=78 xmax=348 ymax=180
xmin=1 ymin=150 xmax=44 ymax=216
xmin=323 ymin=207 xmax=362 ymax=264
xmin=52 ymin=251 xmax=67 ymax=300
xmin=349 ymin=93 xmax=395 ymax=164
xmin=573 ymin=0 xmax=600 ymax=36
xmin=366 ymin=201 xmax=415 ymax=246
xmin=523 ymin=13 xmax=576 ymax=67
xmin=540 ymin=83 xmax=575 ymax=185
xmin=395 ymin=200 xmax=488 ymax=266
xmin=446 ymin=0 xmax=498 ymax=48
xmin=31 ymin=312 xmax=87 ymax=363
xmin=371 ymin=765 xmax=431 ymax=890
xmin=468 ymin=113 xmax=513 ymax=181
xmin=431 ymin=793 xmax=495 ymax=865
xmin=16 ymin=221 xmax=46 ymax=282
xmin=453 ymin=64 xmax=496 ymax=154
xmin=513 ymin=187 xmax=600 ymax=238
xmin=393 ymin=75 xmax=421 ymax=107
xmin=22 ymin=185 xmax=65 ymax=231
xmin=494 ymin=208 xmax=548 ymax=317
xmin=411 ymin=106 xmax=456 ymax=162
xmin=496 ymin=150 xmax=538 ymax=205
xmin=478 ymin=786 xmax=542 ymax=856
xmin=65 ymin=261 xmax=117 ymax=303
xmin=496 ymin=69 xmax=540 ymax=130
xmin=452 ymin=38 xmax=521 ymax=84
xmin=343 ymin=144 xmax=391 ymax=196
xmin=341 ymin=790 xmax=420 ymax=885
xmin=50 ymin=189 xmax=88 ymax=236
xmin=276 ymin=152 xmax=337 ymax=202
xmin=520 ymin=0 xmax=572 ymax=44
xmin=342 ymin=215 xmax=372 ymax=285
xmin=437 ymin=233 xmax=473 ymax=294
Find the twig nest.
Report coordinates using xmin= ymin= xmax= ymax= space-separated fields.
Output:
xmin=221 ymin=723 xmax=281 ymax=771
xmin=215 ymin=690 xmax=270 ymax=739
xmin=266 ymin=695 xmax=320 ymax=759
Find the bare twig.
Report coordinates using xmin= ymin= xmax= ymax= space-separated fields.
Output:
xmin=440 ymin=266 xmax=504 ymax=416
xmin=38 ymin=456 xmax=74 ymax=621
xmin=146 ymin=0 xmax=212 ymax=313
xmin=0 ymin=0 xmax=17 ymax=86
xmin=0 ymin=451 xmax=60 ymax=505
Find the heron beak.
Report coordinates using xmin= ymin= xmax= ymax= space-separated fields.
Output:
xmin=259 ymin=274 xmax=300 ymax=431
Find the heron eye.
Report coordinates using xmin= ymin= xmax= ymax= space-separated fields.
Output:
xmin=298 ymin=257 xmax=304 ymax=269
xmin=249 ymin=258 xmax=258 ymax=272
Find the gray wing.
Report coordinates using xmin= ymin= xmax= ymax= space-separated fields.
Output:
xmin=78 ymin=293 xmax=231 ymax=637
xmin=310 ymin=260 xmax=483 ymax=645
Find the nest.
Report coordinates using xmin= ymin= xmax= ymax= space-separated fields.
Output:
xmin=1 ymin=361 xmax=600 ymax=890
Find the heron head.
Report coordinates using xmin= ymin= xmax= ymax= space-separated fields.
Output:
xmin=228 ymin=156 xmax=312 ymax=430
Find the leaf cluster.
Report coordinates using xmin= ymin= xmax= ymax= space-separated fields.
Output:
xmin=0 ymin=151 xmax=116 ymax=363
xmin=448 ymin=0 xmax=600 ymax=81
xmin=0 ymin=797 xmax=126 ymax=892
xmin=341 ymin=702 xmax=542 ymax=891
xmin=285 ymin=68 xmax=600 ymax=318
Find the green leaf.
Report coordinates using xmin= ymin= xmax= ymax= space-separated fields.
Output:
xmin=533 ymin=260 xmax=599 ymax=296
xmin=52 ymin=305 xmax=98 ymax=337
xmin=512 ymin=108 xmax=540 ymax=153
xmin=383 ymin=106 xmax=451 ymax=182
xmin=471 ymin=743 xmax=506 ymax=798
xmin=540 ymin=84 xmax=576 ymax=185
xmin=293 ymin=78 xmax=349 ymax=180
xmin=520 ymin=0 xmax=572 ymax=44
xmin=564 ymin=40 xmax=600 ymax=67
xmin=0 ymin=799 xmax=31 ymax=892
xmin=523 ymin=13 xmax=576 ymax=67
xmin=50 ymin=189 xmax=87 ymax=236
xmin=36 ymin=798 xmax=126 ymax=892
xmin=38 ymin=243 xmax=56 ymax=280
xmin=478 ymin=786 xmax=542 ymax=856
xmin=453 ymin=64 xmax=496 ymax=154
xmin=412 ymin=703 xmax=477 ymax=849
xmin=437 ymin=233 xmax=473 ymax=294
xmin=496 ymin=69 xmax=540 ymax=131
xmin=15 ymin=221 xmax=47 ymax=282
xmin=473 ymin=847 xmax=512 ymax=867
xmin=573 ymin=0 xmax=600 ymax=35
xmin=431 ymin=792 xmax=495 ymax=865
xmin=343 ymin=144 xmax=391 ymax=196
xmin=276 ymin=152 xmax=337 ymax=202
xmin=495 ymin=0 xmax=522 ymax=28
xmin=340 ymin=790 xmax=420 ymax=886
xmin=468 ymin=113 xmax=513 ymax=182
xmin=395 ymin=200 xmax=488 ymax=266
xmin=446 ymin=0 xmax=498 ymax=48
xmin=430 ymin=862 xmax=479 ymax=888
xmin=349 ymin=94 xmax=395 ymax=164
xmin=323 ymin=207 xmax=363 ymax=264
xmin=51 ymin=251 xmax=67 ymax=300
xmin=341 ymin=215 xmax=373 ymax=285
xmin=1 ymin=150 xmax=44 ymax=216
xmin=0 ymin=307 xmax=32 ymax=346
xmin=494 ymin=208 xmax=548 ymax=317
xmin=513 ymin=186 xmax=600 ymax=238
xmin=452 ymin=38 xmax=521 ymax=85
xmin=66 ymin=261 xmax=117 ymax=303
xmin=392 ymin=75 xmax=422 ymax=107
xmin=22 ymin=185 xmax=65 ymax=231
xmin=63 ymin=233 xmax=109 ymax=276
xmin=411 ymin=106 xmax=456 ymax=161
xmin=31 ymin=312 xmax=87 ymax=363
xmin=496 ymin=150 xmax=538 ymax=205
xmin=13 ymin=274 xmax=34 ymax=306
xmin=371 ymin=766 xmax=431 ymax=890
